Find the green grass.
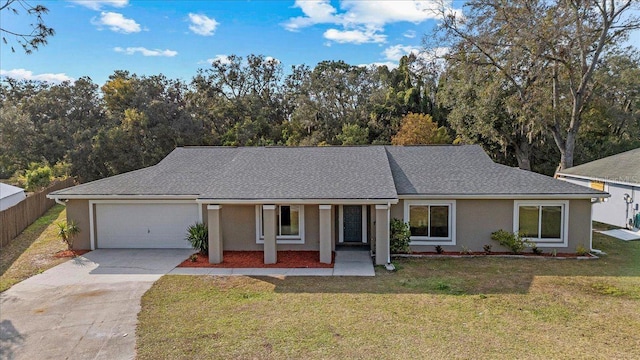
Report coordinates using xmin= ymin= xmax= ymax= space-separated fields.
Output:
xmin=0 ymin=205 xmax=68 ymax=292
xmin=137 ymin=233 xmax=640 ymax=359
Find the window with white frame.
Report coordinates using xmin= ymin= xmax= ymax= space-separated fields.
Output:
xmin=514 ymin=200 xmax=568 ymax=247
xmin=404 ymin=200 xmax=456 ymax=245
xmin=256 ymin=205 xmax=305 ymax=244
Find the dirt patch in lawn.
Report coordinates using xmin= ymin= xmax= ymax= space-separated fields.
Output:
xmin=54 ymin=249 xmax=91 ymax=258
xmin=178 ymin=251 xmax=334 ymax=268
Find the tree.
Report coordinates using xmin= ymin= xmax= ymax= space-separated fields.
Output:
xmin=392 ymin=113 xmax=451 ymax=145
xmin=435 ymin=0 xmax=640 ymax=170
xmin=337 ymin=123 xmax=369 ymax=145
xmin=1 ymin=0 xmax=54 ymax=54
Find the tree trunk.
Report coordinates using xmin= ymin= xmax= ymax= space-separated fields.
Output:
xmin=514 ymin=140 xmax=532 ymax=171
xmin=559 ymin=130 xmax=576 ymax=171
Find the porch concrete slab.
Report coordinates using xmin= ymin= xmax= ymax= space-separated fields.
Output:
xmin=0 ymin=249 xmax=193 ymax=360
xmin=332 ymin=250 xmax=375 ymax=276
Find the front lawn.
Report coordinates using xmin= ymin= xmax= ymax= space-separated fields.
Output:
xmin=0 ymin=205 xmax=68 ymax=292
xmin=137 ymin=233 xmax=640 ymax=359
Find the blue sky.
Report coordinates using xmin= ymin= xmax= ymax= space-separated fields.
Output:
xmin=0 ymin=0 xmax=455 ymax=85
xmin=0 ymin=1 xmax=638 ymax=86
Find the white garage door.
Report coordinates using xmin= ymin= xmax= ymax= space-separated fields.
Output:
xmin=95 ymin=203 xmax=199 ymax=248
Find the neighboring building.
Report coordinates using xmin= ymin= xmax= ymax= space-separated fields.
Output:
xmin=48 ymin=145 xmax=604 ymax=265
xmin=557 ymin=148 xmax=640 ymax=230
xmin=0 ymin=183 xmax=26 ymax=211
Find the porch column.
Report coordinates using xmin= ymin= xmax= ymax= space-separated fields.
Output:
xmin=207 ymin=205 xmax=223 ymax=264
xmin=375 ymin=204 xmax=389 ymax=265
xmin=263 ymin=205 xmax=277 ymax=264
xmin=319 ymin=205 xmax=332 ymax=264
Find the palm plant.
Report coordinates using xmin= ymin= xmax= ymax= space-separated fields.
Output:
xmin=57 ymin=220 xmax=80 ymax=250
xmin=186 ymin=222 xmax=208 ymax=254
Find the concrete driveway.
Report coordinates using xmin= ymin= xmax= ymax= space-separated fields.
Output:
xmin=0 ymin=249 xmax=193 ymax=360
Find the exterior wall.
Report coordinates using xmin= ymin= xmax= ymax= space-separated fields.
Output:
xmin=394 ymin=198 xmax=591 ymax=253
xmin=568 ymin=199 xmax=592 ymax=250
xmin=66 ymin=199 xmax=91 ymax=249
xmin=219 ymin=204 xmax=320 ymax=251
xmin=560 ymin=176 xmax=639 ymax=228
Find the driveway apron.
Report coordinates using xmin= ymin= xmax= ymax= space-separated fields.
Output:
xmin=0 ymin=249 xmax=193 ymax=360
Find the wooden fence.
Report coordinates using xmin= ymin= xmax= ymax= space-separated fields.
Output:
xmin=0 ymin=178 xmax=75 ymax=248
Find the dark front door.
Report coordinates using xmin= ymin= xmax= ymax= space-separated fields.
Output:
xmin=343 ymin=205 xmax=362 ymax=243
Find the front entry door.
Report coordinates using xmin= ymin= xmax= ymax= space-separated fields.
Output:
xmin=343 ymin=205 xmax=363 ymax=243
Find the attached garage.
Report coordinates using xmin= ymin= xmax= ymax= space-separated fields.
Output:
xmin=93 ymin=202 xmax=199 ymax=249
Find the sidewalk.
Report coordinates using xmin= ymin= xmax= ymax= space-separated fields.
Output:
xmin=168 ymin=250 xmax=376 ymax=276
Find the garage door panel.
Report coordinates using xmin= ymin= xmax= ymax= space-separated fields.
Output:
xmin=96 ymin=203 xmax=199 ymax=248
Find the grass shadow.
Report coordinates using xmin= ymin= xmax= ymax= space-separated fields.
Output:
xmin=0 ymin=205 xmax=65 ymax=277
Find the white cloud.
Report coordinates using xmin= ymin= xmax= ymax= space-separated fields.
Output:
xmin=357 ymin=61 xmax=398 ymax=69
xmin=403 ymin=30 xmax=417 ymax=38
xmin=114 ymin=47 xmax=178 ymax=57
xmin=69 ymin=0 xmax=128 ymax=11
xmin=283 ymin=0 xmax=458 ymax=44
xmin=383 ymin=44 xmax=422 ymax=62
xmin=92 ymin=12 xmax=141 ymax=33
xmin=324 ymin=28 xmax=386 ymax=44
xmin=284 ymin=0 xmax=338 ymax=31
xmin=382 ymin=44 xmax=448 ymax=62
xmin=204 ymin=54 xmax=231 ymax=65
xmin=188 ymin=13 xmax=219 ymax=36
xmin=0 ymin=69 xmax=73 ymax=83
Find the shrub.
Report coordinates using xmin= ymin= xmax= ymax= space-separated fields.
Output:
xmin=531 ymin=246 xmax=543 ymax=255
xmin=186 ymin=222 xmax=208 ymax=254
xmin=460 ymin=245 xmax=471 ymax=255
xmin=490 ymin=230 xmax=533 ymax=254
xmin=23 ymin=163 xmax=53 ymax=191
xmin=483 ymin=244 xmax=492 ymax=254
xmin=435 ymin=245 xmax=443 ymax=254
xmin=56 ymin=221 xmax=80 ymax=250
xmin=576 ymin=244 xmax=589 ymax=256
xmin=390 ymin=218 xmax=411 ymax=254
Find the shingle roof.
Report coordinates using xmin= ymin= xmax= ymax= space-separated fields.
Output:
xmin=385 ymin=145 xmax=601 ymax=196
xmin=557 ymin=148 xmax=640 ymax=186
xmin=50 ymin=145 xmax=603 ymax=200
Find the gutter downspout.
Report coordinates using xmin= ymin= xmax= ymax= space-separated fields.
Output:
xmin=54 ymin=197 xmax=67 ymax=206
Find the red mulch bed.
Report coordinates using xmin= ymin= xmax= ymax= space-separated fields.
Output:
xmin=406 ymin=251 xmax=592 ymax=258
xmin=178 ymin=251 xmax=334 ymax=268
xmin=54 ymin=249 xmax=91 ymax=258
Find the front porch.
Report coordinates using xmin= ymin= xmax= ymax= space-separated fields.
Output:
xmin=204 ymin=203 xmax=391 ymax=266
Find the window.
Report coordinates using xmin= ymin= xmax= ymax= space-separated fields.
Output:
xmin=404 ymin=200 xmax=456 ymax=245
xmin=256 ymin=205 xmax=305 ymax=244
xmin=514 ymin=201 xmax=568 ymax=247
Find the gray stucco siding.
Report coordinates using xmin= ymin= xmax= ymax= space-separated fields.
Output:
xmin=392 ymin=198 xmax=591 ymax=253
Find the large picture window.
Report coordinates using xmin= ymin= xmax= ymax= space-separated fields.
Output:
xmin=404 ymin=200 xmax=456 ymax=245
xmin=514 ymin=201 xmax=568 ymax=247
xmin=256 ymin=205 xmax=305 ymax=244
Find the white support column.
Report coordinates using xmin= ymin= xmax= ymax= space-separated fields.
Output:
xmin=207 ymin=205 xmax=223 ymax=264
xmin=263 ymin=205 xmax=277 ymax=264
xmin=375 ymin=204 xmax=390 ymax=265
xmin=319 ymin=205 xmax=332 ymax=264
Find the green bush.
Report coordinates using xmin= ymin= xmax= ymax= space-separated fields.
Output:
xmin=186 ymin=222 xmax=208 ymax=254
xmin=23 ymin=163 xmax=53 ymax=191
xmin=490 ymin=229 xmax=533 ymax=254
xmin=390 ymin=218 xmax=411 ymax=254
xmin=576 ymin=244 xmax=589 ymax=256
